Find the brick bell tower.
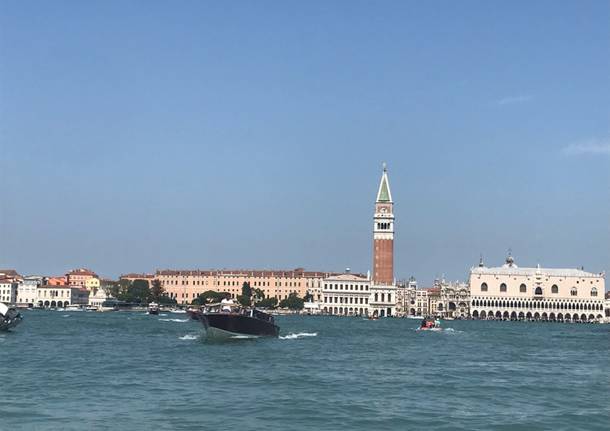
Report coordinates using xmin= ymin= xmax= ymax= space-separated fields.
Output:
xmin=372 ymin=163 xmax=394 ymax=285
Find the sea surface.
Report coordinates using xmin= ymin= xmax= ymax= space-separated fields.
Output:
xmin=1 ymin=311 xmax=608 ymax=430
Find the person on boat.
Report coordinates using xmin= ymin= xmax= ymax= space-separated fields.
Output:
xmin=434 ymin=318 xmax=441 ymax=328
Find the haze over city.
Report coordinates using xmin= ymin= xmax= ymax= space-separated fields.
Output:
xmin=1 ymin=1 xmax=609 ymax=283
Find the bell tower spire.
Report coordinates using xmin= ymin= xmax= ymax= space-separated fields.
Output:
xmin=372 ymin=163 xmax=394 ymax=285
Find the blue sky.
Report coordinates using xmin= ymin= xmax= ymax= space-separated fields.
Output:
xmin=1 ymin=1 xmax=609 ymax=284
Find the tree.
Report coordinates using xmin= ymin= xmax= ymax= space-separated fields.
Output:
xmin=237 ymin=282 xmax=253 ymax=306
xmin=117 ymin=279 xmax=151 ymax=304
xmin=192 ymin=290 xmax=231 ymax=305
xmin=104 ymin=281 xmax=121 ymax=299
xmin=252 ymin=288 xmax=265 ymax=303
xmin=279 ymin=293 xmax=304 ymax=310
xmin=256 ymin=297 xmax=278 ymax=309
xmin=150 ymin=279 xmax=165 ymax=302
xmin=303 ymin=292 xmax=314 ymax=302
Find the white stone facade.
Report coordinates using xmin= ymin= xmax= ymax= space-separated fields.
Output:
xmin=469 ymin=255 xmax=605 ymax=322
xmin=16 ymin=276 xmax=43 ymax=306
xmin=0 ymin=279 xmax=18 ymax=304
xmin=36 ymin=286 xmax=90 ymax=308
xmin=321 ymin=273 xmax=371 ymax=316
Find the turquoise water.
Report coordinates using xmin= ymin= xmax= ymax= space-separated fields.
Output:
xmin=1 ymin=311 xmax=608 ymax=430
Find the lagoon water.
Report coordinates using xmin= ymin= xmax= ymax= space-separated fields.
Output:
xmin=1 ymin=311 xmax=608 ymax=430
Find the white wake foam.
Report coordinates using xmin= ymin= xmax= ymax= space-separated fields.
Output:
xmin=279 ymin=332 xmax=318 ymax=340
xmin=230 ymin=334 xmax=260 ymax=339
xmin=179 ymin=334 xmax=198 ymax=340
xmin=159 ymin=318 xmax=189 ymax=323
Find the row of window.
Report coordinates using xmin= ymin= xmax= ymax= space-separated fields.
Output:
xmin=325 ymin=296 xmax=369 ymax=305
xmin=376 ymin=222 xmax=391 ymax=230
xmin=373 ymin=293 xmax=392 ymax=303
xmin=324 ymin=284 xmax=369 ymax=291
xmin=324 ymin=307 xmax=369 ymax=316
xmin=480 ymin=283 xmax=598 ymax=297
xmin=164 ymin=279 xmax=301 ymax=288
xmin=472 ymin=299 xmax=604 ymax=311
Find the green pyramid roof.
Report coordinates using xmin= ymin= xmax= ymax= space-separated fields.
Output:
xmin=378 ymin=177 xmax=390 ymax=202
xmin=376 ymin=165 xmax=392 ymax=202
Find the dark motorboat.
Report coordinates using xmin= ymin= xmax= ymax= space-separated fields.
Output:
xmin=0 ymin=302 xmax=23 ymax=331
xmin=198 ymin=300 xmax=279 ymax=339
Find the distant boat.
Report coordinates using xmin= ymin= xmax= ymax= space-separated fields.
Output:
xmin=196 ymin=299 xmax=279 ymax=339
xmin=418 ymin=317 xmax=442 ymax=331
xmin=0 ymin=302 xmax=22 ymax=331
xmin=66 ymin=304 xmax=83 ymax=311
xmin=148 ymin=302 xmax=160 ymax=315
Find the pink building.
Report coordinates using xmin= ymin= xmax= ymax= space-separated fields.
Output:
xmin=66 ymin=268 xmax=98 ymax=287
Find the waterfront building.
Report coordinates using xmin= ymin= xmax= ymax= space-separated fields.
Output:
xmin=370 ymin=164 xmax=397 ymax=317
xmin=321 ymin=272 xmax=371 ymax=316
xmin=16 ymin=276 xmax=44 ymax=307
xmin=85 ymin=277 xmax=100 ymax=291
xmin=66 ymin=268 xmax=98 ymax=287
xmin=157 ymin=268 xmax=330 ymax=305
xmin=396 ymin=277 xmax=418 ymax=317
xmin=36 ymin=285 xmax=90 ymax=308
xmin=427 ymin=287 xmax=441 ymax=315
xmin=412 ymin=289 xmax=429 ymax=316
xmin=88 ymin=286 xmax=112 ymax=307
xmin=0 ymin=269 xmax=22 ymax=281
xmin=0 ymin=278 xmax=18 ymax=304
xmin=435 ymin=279 xmax=470 ymax=318
xmin=469 ymin=254 xmax=606 ymax=322
xmin=46 ymin=276 xmax=67 ymax=286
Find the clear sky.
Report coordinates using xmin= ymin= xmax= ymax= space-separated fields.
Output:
xmin=1 ymin=1 xmax=609 ymax=285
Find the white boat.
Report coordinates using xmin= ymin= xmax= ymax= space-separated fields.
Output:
xmin=147 ymin=302 xmax=160 ymax=315
xmin=0 ymin=302 xmax=22 ymax=331
xmin=85 ymin=305 xmax=98 ymax=312
xmin=170 ymin=309 xmax=187 ymax=314
xmin=407 ymin=315 xmax=424 ymax=319
xmin=66 ymin=304 xmax=83 ymax=311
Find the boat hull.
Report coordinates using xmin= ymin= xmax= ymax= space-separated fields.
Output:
xmin=0 ymin=314 xmax=22 ymax=331
xmin=201 ymin=313 xmax=279 ymax=338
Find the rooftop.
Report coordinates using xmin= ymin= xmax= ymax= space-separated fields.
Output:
xmin=156 ymin=268 xmax=334 ymax=278
xmin=324 ymin=273 xmax=369 ymax=282
xmin=472 ymin=254 xmax=603 ymax=279
xmin=67 ymin=268 xmax=97 ymax=276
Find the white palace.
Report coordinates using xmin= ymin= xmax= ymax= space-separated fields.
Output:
xmin=469 ymin=254 xmax=605 ymax=323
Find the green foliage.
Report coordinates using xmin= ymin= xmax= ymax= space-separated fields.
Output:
xmin=237 ymin=282 xmax=253 ymax=306
xmin=279 ymin=293 xmax=304 ymax=310
xmin=256 ymin=297 xmax=278 ymax=309
xmin=120 ymin=279 xmax=151 ymax=304
xmin=192 ymin=290 xmax=231 ymax=305
xmin=150 ymin=279 xmax=165 ymax=302
xmin=303 ymin=292 xmax=314 ymax=302
xmin=158 ymin=294 xmax=177 ymax=305
xmin=252 ymin=288 xmax=265 ymax=302
xmin=104 ymin=281 xmax=121 ymax=299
